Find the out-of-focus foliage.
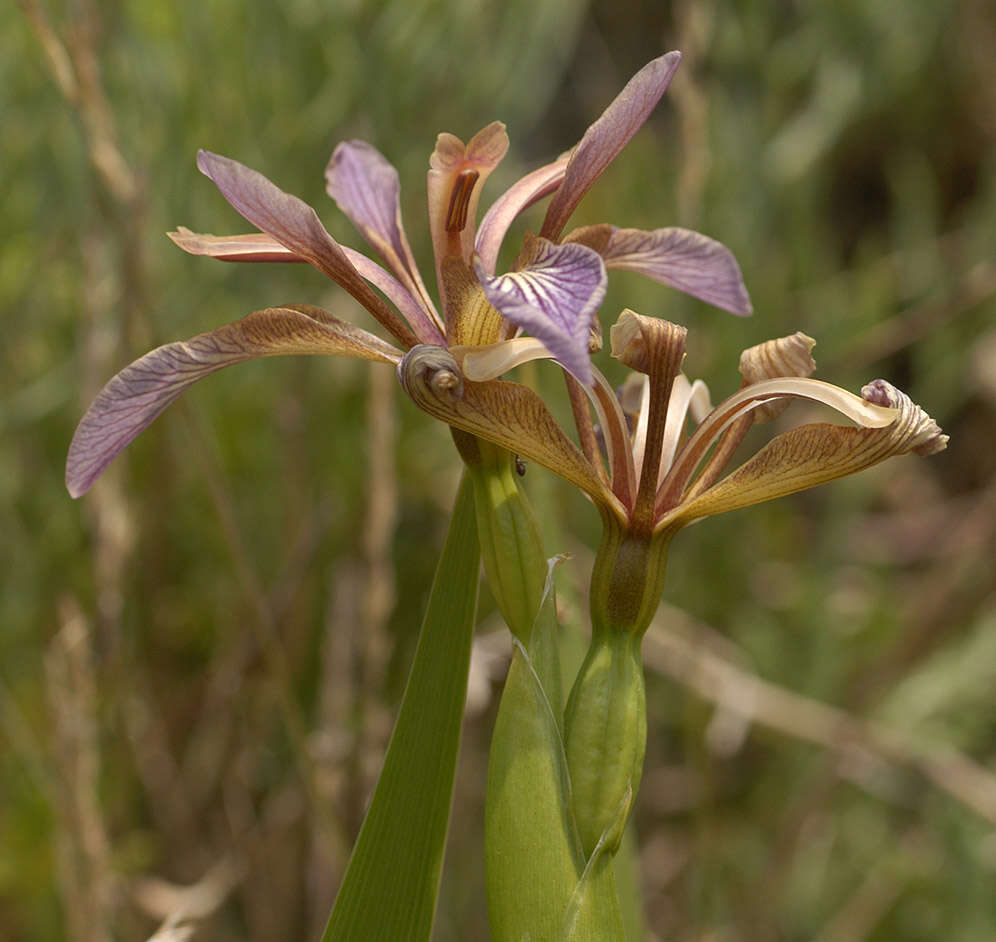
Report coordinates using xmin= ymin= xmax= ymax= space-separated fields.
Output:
xmin=3 ymin=0 xmax=994 ymax=938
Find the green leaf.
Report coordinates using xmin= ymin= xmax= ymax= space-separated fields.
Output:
xmin=322 ymin=473 xmax=480 ymax=941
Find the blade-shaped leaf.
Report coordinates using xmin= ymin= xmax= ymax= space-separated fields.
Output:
xmin=323 ymin=473 xmax=480 ymax=941
xmin=66 ymin=305 xmax=399 ymax=498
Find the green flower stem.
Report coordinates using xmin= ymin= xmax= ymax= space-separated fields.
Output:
xmin=454 ymin=429 xmax=625 ymax=939
xmin=564 ymin=513 xmax=671 ymax=860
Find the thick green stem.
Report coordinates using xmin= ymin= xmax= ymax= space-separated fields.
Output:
xmin=564 ymin=512 xmax=671 ymax=860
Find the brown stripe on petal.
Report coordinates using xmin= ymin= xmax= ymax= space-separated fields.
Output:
xmin=445 ymin=170 xmax=480 ymax=232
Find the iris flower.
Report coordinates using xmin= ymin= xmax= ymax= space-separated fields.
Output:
xmin=66 ymin=51 xmax=753 ymax=498
xmin=401 ymin=314 xmax=946 ymax=621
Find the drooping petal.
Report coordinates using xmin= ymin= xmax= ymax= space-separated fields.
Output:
xmin=325 ymin=140 xmax=441 ymax=328
xmin=540 ymin=52 xmax=682 ymax=241
xmin=426 ymin=123 xmax=509 ymax=312
xmin=475 ymin=155 xmax=570 ymax=275
xmin=657 ymin=382 xmax=946 ymax=530
xmin=474 ymin=236 xmax=606 ymax=386
xmin=568 ymin=224 xmax=753 ymax=316
xmin=195 ymin=150 xmax=421 ymax=348
xmin=66 ymin=305 xmax=401 ymax=498
xmin=398 ymin=345 xmax=621 ymax=516
xmin=168 ymin=227 xmax=445 ymax=345
xmin=657 ymin=376 xmax=899 ymax=515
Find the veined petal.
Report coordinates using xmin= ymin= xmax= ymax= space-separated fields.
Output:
xmin=569 ymin=225 xmax=753 ymax=316
xmin=195 ymin=150 xmax=420 ymax=348
xmin=657 ymin=380 xmax=947 ymax=529
xmin=66 ymin=305 xmax=401 ymax=498
xmin=739 ymin=332 xmax=816 ymax=422
xmin=657 ymin=376 xmax=899 ymax=514
xmin=398 ymin=345 xmax=620 ymax=515
xmin=168 ymin=227 xmax=445 ymax=345
xmin=474 ymin=237 xmax=606 ymax=386
xmin=658 ymin=381 xmax=947 ymax=530
xmin=475 ymin=155 xmax=570 ymax=275
xmin=540 ymin=52 xmax=682 ymax=241
xmin=325 ymin=140 xmax=441 ymax=328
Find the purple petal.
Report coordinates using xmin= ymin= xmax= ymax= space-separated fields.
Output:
xmin=474 ymin=238 xmax=606 ymax=386
xmin=540 ymin=52 xmax=682 ymax=241
xmin=168 ymin=227 xmax=445 ymax=344
xmin=599 ymin=226 xmax=753 ymax=315
xmin=196 ymin=150 xmax=420 ymax=347
xmin=325 ymin=141 xmax=441 ymax=327
xmin=66 ymin=305 xmax=401 ymax=498
xmin=475 ymin=155 xmax=569 ymax=275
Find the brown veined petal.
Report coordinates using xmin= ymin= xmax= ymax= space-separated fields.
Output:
xmin=540 ymin=52 xmax=682 ymax=241
xmin=656 ymin=380 xmax=946 ymax=531
xmin=66 ymin=305 xmax=401 ymax=498
xmin=398 ymin=345 xmax=622 ymax=516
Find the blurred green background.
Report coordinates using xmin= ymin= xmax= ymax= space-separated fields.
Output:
xmin=4 ymin=0 xmax=995 ymax=939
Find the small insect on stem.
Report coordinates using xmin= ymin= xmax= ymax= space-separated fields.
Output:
xmin=515 ymin=455 xmax=527 ymax=476
xmin=445 ymin=169 xmax=480 ymax=232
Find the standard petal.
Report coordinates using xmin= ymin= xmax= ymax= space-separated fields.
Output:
xmin=571 ymin=225 xmax=753 ymax=316
xmin=540 ymin=52 xmax=682 ymax=241
xmin=325 ymin=141 xmax=440 ymax=327
xmin=66 ymin=305 xmax=401 ymax=498
xmin=168 ymin=227 xmax=445 ymax=345
xmin=475 ymin=155 xmax=570 ymax=275
xmin=195 ymin=150 xmax=421 ymax=347
xmin=398 ymin=345 xmax=620 ymax=515
xmin=474 ymin=237 xmax=606 ymax=386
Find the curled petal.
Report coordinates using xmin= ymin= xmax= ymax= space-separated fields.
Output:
xmin=540 ymin=52 xmax=682 ymax=241
xmin=325 ymin=140 xmax=441 ymax=328
xmin=861 ymin=379 xmax=948 ymax=456
xmin=398 ymin=345 xmax=619 ymax=513
xmin=474 ymin=237 xmax=606 ymax=386
xmin=570 ymin=225 xmax=753 ymax=316
xmin=657 ymin=380 xmax=946 ymax=530
xmin=475 ymin=156 xmax=570 ymax=275
xmin=66 ymin=305 xmax=401 ymax=498
xmin=196 ymin=150 xmax=420 ymax=347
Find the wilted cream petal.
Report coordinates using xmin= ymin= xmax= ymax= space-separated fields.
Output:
xmin=398 ymin=345 xmax=620 ymax=514
xmin=739 ymin=332 xmax=816 ymax=423
xmin=453 ymin=337 xmax=553 ymax=381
